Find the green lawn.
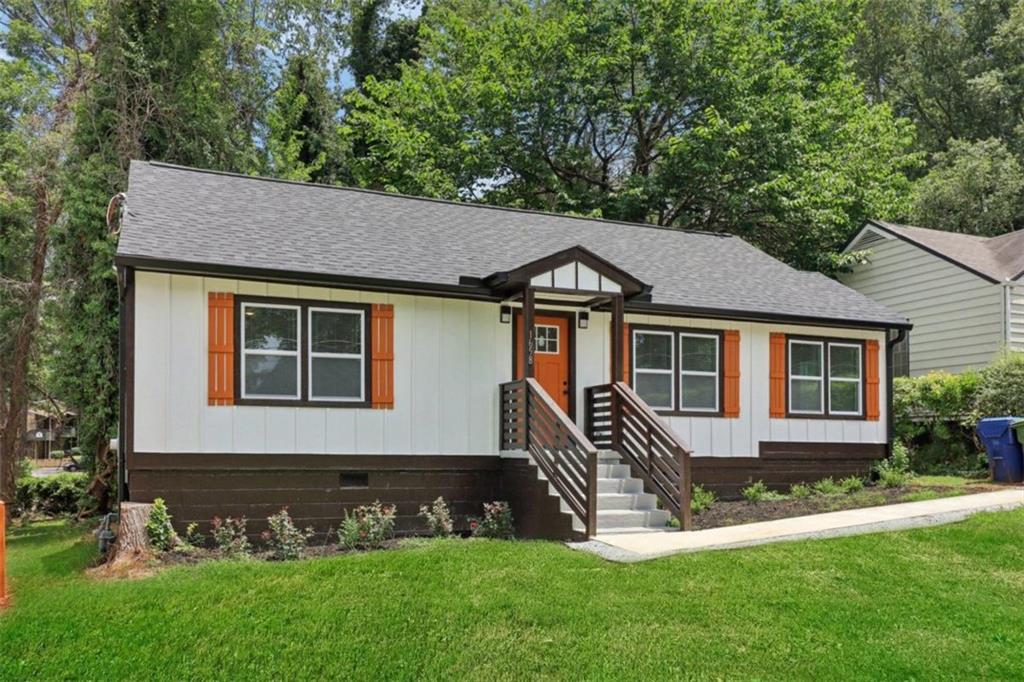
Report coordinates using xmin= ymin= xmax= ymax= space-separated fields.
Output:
xmin=2 ymin=513 xmax=1024 ymax=680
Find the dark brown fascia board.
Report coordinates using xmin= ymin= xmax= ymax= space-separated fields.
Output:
xmin=482 ymin=244 xmax=648 ymax=296
xmin=853 ymin=219 xmax=1001 ymax=285
xmin=116 ymin=254 xmax=911 ymax=331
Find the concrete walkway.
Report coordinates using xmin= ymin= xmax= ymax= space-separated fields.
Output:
xmin=571 ymin=488 xmax=1024 ymax=563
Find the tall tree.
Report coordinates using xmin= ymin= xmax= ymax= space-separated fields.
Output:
xmin=0 ymin=1 xmax=94 ymax=513
xmin=266 ymin=54 xmax=341 ymax=183
xmin=343 ymin=0 xmax=916 ymax=270
xmin=347 ymin=0 xmax=424 ymax=88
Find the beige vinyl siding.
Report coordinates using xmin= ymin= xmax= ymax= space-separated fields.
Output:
xmin=1009 ymin=283 xmax=1024 ymax=352
xmin=840 ymin=237 xmax=1004 ymax=375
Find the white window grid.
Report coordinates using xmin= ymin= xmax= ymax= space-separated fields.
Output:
xmin=788 ymin=339 xmax=824 ymax=415
xmin=632 ymin=329 xmax=675 ymax=410
xmin=240 ymin=302 xmax=301 ymax=400
xmin=308 ymin=307 xmax=365 ymax=402
xmin=828 ymin=342 xmax=863 ymax=416
xmin=679 ymin=332 xmax=719 ymax=412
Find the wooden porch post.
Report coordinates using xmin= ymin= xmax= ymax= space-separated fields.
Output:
xmin=523 ymin=285 xmax=535 ymax=379
xmin=611 ymin=293 xmax=624 ymax=382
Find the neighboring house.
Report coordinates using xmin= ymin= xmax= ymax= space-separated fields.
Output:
xmin=840 ymin=219 xmax=1024 ymax=376
xmin=24 ymin=408 xmax=76 ymax=460
xmin=115 ymin=161 xmax=909 ymax=540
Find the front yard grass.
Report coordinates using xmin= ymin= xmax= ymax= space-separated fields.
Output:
xmin=3 ymin=511 xmax=1024 ymax=680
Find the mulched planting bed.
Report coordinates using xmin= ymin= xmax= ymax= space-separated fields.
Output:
xmin=692 ymin=483 xmax=1001 ymax=530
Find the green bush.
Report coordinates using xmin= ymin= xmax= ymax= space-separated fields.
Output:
xmin=875 ymin=442 xmax=912 ymax=488
xmin=418 ymin=497 xmax=454 ymax=537
xmin=211 ymin=516 xmax=251 ymax=556
xmin=839 ymin=476 xmax=864 ymax=494
xmin=690 ymin=484 xmax=716 ymax=514
xmin=789 ymin=483 xmax=812 ymax=499
xmin=471 ymin=501 xmax=514 ymax=539
xmin=145 ymin=498 xmax=177 ymax=551
xmin=812 ymin=478 xmax=843 ymax=496
xmin=14 ymin=473 xmax=88 ymax=516
xmin=262 ymin=509 xmax=314 ymax=560
xmin=974 ymin=352 xmax=1024 ymax=419
xmin=893 ymin=371 xmax=982 ymax=474
xmin=741 ymin=480 xmax=787 ymax=502
xmin=339 ymin=501 xmax=397 ymax=549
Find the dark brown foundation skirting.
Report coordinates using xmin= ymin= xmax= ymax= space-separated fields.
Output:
xmin=127 ymin=442 xmax=885 ymax=539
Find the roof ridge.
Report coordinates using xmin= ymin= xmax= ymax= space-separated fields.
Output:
xmin=140 ymin=160 xmax=735 ymax=239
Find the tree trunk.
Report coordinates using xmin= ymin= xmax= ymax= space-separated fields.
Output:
xmin=0 ymin=181 xmax=53 ymax=517
xmin=84 ymin=438 xmax=116 ymax=516
xmin=110 ymin=501 xmax=153 ymax=563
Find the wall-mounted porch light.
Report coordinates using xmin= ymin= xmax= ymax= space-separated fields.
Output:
xmin=500 ymin=305 xmax=512 ymax=324
xmin=578 ymin=311 xmax=589 ymax=329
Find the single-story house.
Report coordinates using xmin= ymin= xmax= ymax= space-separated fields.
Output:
xmin=115 ymin=161 xmax=910 ymax=540
xmin=840 ymin=220 xmax=1024 ymax=376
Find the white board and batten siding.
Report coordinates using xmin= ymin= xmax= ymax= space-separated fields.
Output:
xmin=840 ymin=236 xmax=1004 ymax=375
xmin=1008 ymin=283 xmax=1024 ymax=352
xmin=133 ymin=271 xmax=887 ymax=458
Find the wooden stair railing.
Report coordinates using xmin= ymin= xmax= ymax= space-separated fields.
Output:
xmin=585 ymin=381 xmax=693 ymax=530
xmin=500 ymin=378 xmax=598 ymax=536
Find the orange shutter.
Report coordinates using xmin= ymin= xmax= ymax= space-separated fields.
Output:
xmin=208 ymin=293 xmax=234 ymax=406
xmin=371 ymin=304 xmax=395 ymax=409
xmin=769 ymin=333 xmax=786 ymax=418
xmin=723 ymin=330 xmax=740 ymax=418
xmin=865 ymin=339 xmax=880 ymax=421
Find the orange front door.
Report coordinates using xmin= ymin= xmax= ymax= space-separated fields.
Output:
xmin=515 ymin=313 xmax=572 ymax=414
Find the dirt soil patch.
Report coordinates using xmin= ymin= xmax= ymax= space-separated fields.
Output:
xmin=692 ymin=484 xmax=1002 ymax=530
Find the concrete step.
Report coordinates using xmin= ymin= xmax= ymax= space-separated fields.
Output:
xmin=596 ymin=477 xmax=643 ymax=494
xmin=596 ymin=508 xmax=672 ymax=530
xmin=596 ymin=463 xmax=631 ymax=478
xmin=596 ymin=492 xmax=657 ymax=510
xmin=596 ymin=450 xmax=622 ymax=462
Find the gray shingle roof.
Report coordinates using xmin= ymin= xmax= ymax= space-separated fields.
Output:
xmin=867 ymin=219 xmax=1024 ymax=283
xmin=116 ymin=161 xmax=909 ymax=328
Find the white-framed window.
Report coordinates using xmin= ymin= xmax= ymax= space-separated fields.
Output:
xmin=241 ymin=302 xmax=301 ymax=399
xmin=632 ymin=329 xmax=675 ymax=410
xmin=788 ymin=340 xmax=824 ymax=414
xmin=679 ymin=333 xmax=719 ymax=412
xmin=308 ymin=307 xmax=365 ymax=401
xmin=787 ymin=338 xmax=864 ymax=417
xmin=828 ymin=343 xmax=862 ymax=416
xmin=535 ymin=324 xmax=560 ymax=354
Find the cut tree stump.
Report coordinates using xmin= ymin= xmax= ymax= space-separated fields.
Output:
xmin=107 ymin=501 xmax=154 ymax=566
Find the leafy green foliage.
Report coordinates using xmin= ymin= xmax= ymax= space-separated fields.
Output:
xmin=690 ymin=484 xmax=716 ymax=514
xmin=418 ymin=496 xmax=454 ymax=537
xmin=339 ymin=501 xmax=396 ymax=549
xmin=741 ymin=480 xmax=787 ymax=503
xmin=145 ymin=498 xmax=177 ymax=551
xmin=812 ymin=478 xmax=844 ymax=496
xmin=210 ymin=516 xmax=251 ymax=556
xmin=344 ymin=0 xmax=916 ymax=271
xmin=262 ymin=508 xmax=314 ymax=560
xmin=471 ymin=501 xmax=514 ymax=539
xmin=893 ymin=371 xmax=983 ymax=474
xmin=789 ymin=483 xmax=813 ymax=499
xmin=974 ymin=352 xmax=1024 ymax=420
xmin=875 ymin=442 xmax=913 ymax=488
xmin=838 ymin=476 xmax=864 ymax=494
xmin=14 ymin=473 xmax=88 ymax=516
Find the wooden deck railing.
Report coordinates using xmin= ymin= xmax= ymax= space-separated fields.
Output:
xmin=500 ymin=378 xmax=598 ymax=536
xmin=585 ymin=381 xmax=693 ymax=530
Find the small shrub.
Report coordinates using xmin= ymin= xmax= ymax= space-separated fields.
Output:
xmin=471 ymin=501 xmax=514 ymax=539
xmin=339 ymin=501 xmax=396 ymax=549
xmin=790 ymin=483 xmax=812 ymax=499
xmin=14 ymin=473 xmax=89 ymax=516
xmin=812 ymin=478 xmax=843 ymax=496
xmin=211 ymin=516 xmax=251 ymax=556
xmin=145 ymin=498 xmax=177 ymax=551
xmin=262 ymin=508 xmax=314 ymax=560
xmin=893 ymin=371 xmax=982 ymax=473
xmin=974 ymin=352 xmax=1024 ymax=419
xmin=839 ymin=476 xmax=864 ymax=494
xmin=690 ymin=485 xmax=716 ymax=514
xmin=875 ymin=442 xmax=912 ymax=488
xmin=183 ymin=523 xmax=203 ymax=547
xmin=741 ymin=480 xmax=787 ymax=502
xmin=418 ymin=497 xmax=454 ymax=537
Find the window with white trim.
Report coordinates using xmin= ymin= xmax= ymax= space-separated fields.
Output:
xmin=241 ymin=303 xmax=301 ymax=399
xmin=535 ymin=324 xmax=560 ymax=354
xmin=679 ymin=333 xmax=719 ymax=411
xmin=309 ymin=308 xmax=365 ymax=401
xmin=633 ymin=330 xmax=674 ymax=409
xmin=787 ymin=338 xmax=864 ymax=417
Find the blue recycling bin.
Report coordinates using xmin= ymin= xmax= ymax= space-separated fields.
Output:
xmin=976 ymin=417 xmax=1024 ymax=483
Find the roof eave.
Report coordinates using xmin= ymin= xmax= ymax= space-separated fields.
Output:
xmin=860 ymin=219 xmax=1001 ymax=284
